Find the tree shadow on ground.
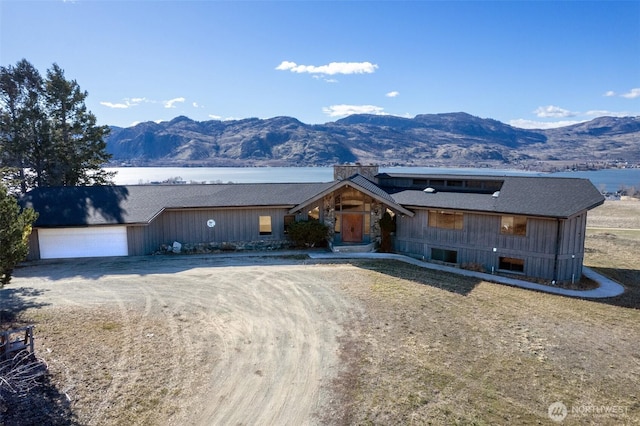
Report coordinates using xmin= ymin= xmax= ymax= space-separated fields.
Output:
xmin=0 ymin=287 xmax=49 ymax=328
xmin=1 ymin=360 xmax=79 ymax=426
xmin=13 ymin=252 xmax=316 ymax=281
xmin=0 ymin=289 xmax=75 ymax=425
xmin=348 ymin=259 xmax=480 ymax=296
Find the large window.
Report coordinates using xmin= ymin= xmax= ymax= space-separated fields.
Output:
xmin=428 ymin=210 xmax=463 ymax=230
xmin=431 ymin=248 xmax=458 ymax=263
xmin=259 ymin=216 xmax=272 ymax=235
xmin=499 ymin=256 xmax=524 ymax=273
xmin=501 ymin=216 xmax=527 ymax=236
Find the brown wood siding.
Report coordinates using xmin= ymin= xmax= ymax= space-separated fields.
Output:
xmin=127 ymin=207 xmax=291 ymax=255
xmin=394 ymin=208 xmax=586 ymax=282
xmin=26 ymin=230 xmax=40 ymax=261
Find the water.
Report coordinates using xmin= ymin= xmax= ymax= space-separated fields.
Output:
xmin=105 ymin=166 xmax=640 ymax=193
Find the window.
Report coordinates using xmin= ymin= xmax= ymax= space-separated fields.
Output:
xmin=428 ymin=210 xmax=463 ymax=230
xmin=283 ymin=215 xmax=295 ymax=234
xmin=336 ymin=189 xmax=370 ymax=212
xmin=259 ymin=216 xmax=272 ymax=235
xmin=499 ymin=257 xmax=524 ymax=273
xmin=501 ymin=216 xmax=527 ymax=236
xmin=431 ymin=248 xmax=458 ymax=263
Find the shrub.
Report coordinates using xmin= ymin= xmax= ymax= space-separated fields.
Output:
xmin=287 ymin=220 xmax=329 ymax=248
xmin=0 ymin=184 xmax=38 ymax=286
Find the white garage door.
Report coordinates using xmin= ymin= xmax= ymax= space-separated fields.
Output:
xmin=38 ymin=227 xmax=128 ymax=259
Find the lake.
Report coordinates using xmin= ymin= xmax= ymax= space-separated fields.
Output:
xmin=105 ymin=166 xmax=640 ymax=193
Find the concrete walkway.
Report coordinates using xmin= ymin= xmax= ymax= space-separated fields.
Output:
xmin=307 ymin=251 xmax=626 ymax=299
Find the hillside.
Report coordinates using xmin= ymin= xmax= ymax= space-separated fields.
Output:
xmin=105 ymin=113 xmax=640 ymax=169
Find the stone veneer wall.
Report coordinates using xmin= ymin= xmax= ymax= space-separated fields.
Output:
xmin=323 ymin=193 xmax=335 ymax=240
xmin=333 ymin=164 xmax=379 ymax=181
xmin=158 ymin=239 xmax=294 ymax=254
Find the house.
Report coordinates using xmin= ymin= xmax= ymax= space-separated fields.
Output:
xmin=20 ymin=164 xmax=604 ymax=283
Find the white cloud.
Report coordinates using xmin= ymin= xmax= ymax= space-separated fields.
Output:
xmin=276 ymin=61 xmax=378 ymax=75
xmin=533 ymin=105 xmax=577 ymax=118
xmin=100 ymin=101 xmax=129 ymax=109
xmin=604 ymin=90 xmax=616 ymax=97
xmin=164 ymin=97 xmax=186 ymax=108
xmin=386 ymin=91 xmax=399 ymax=98
xmin=621 ymin=88 xmax=640 ymax=99
xmin=100 ymin=97 xmax=149 ymax=109
xmin=208 ymin=114 xmax=238 ymax=121
xmin=585 ymin=110 xmax=639 ymax=117
xmin=509 ymin=119 xmax=586 ymax=129
xmin=322 ymin=104 xmax=386 ymax=118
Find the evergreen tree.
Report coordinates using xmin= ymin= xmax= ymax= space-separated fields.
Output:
xmin=0 ymin=59 xmax=49 ymax=194
xmin=0 ymin=183 xmax=38 ymax=286
xmin=0 ymin=59 xmax=113 ymax=193
xmin=44 ymin=63 xmax=113 ymax=187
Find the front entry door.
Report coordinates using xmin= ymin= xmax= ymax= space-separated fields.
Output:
xmin=342 ymin=214 xmax=363 ymax=243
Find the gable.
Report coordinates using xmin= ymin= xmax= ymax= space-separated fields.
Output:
xmin=288 ymin=175 xmax=414 ymax=217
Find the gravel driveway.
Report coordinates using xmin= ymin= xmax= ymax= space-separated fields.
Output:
xmin=4 ymin=254 xmax=364 ymax=425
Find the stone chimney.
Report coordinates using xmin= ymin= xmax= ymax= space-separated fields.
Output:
xmin=333 ymin=163 xmax=379 ymax=181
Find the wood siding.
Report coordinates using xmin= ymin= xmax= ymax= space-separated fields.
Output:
xmin=395 ymin=209 xmax=590 ymax=282
xmin=128 ymin=207 xmax=292 ymax=256
xmin=26 ymin=230 xmax=40 ymax=261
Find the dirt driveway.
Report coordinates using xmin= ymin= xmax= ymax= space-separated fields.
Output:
xmin=3 ymin=254 xmax=364 ymax=425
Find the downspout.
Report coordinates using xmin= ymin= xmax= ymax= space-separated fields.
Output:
xmin=553 ymin=218 xmax=562 ymax=283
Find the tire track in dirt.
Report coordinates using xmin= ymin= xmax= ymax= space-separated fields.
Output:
xmin=77 ymin=277 xmax=145 ymax=425
xmin=9 ymin=258 xmax=362 ymax=425
xmin=189 ymin=265 xmax=360 ymax=425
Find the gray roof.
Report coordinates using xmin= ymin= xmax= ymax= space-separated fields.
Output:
xmin=22 ymin=182 xmax=334 ymax=226
xmin=21 ymin=174 xmax=604 ymax=227
xmin=390 ymin=176 xmax=604 ymax=218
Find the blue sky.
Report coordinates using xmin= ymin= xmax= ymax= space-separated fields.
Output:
xmin=2 ymin=1 xmax=639 ymax=129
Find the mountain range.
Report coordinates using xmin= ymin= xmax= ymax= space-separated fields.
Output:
xmin=105 ymin=113 xmax=640 ymax=169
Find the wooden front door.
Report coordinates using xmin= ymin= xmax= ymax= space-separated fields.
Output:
xmin=342 ymin=214 xmax=363 ymax=243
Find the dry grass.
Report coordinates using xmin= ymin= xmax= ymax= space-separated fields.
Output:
xmin=330 ymin=259 xmax=640 ymax=425
xmin=2 ymin=305 xmax=215 ymax=426
xmin=588 ymin=199 xmax=640 ymax=229
xmin=326 ymin=200 xmax=640 ymax=425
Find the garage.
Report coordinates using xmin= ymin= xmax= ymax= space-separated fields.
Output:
xmin=38 ymin=227 xmax=129 ymax=259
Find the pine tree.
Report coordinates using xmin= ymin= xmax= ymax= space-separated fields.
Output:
xmin=0 ymin=59 xmax=113 ymax=193
xmin=44 ymin=64 xmax=113 ymax=187
xmin=0 ymin=183 xmax=38 ymax=285
xmin=0 ymin=59 xmax=49 ymax=193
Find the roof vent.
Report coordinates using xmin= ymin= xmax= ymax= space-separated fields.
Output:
xmin=423 ymin=187 xmax=436 ymax=193
xmin=492 ymin=191 xmax=500 ymax=198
